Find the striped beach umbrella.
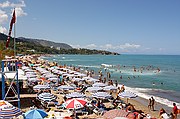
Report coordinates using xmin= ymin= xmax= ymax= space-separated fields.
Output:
xmin=66 ymin=92 xmax=85 ymax=99
xmin=118 ymin=91 xmax=137 ymax=98
xmin=0 ymin=100 xmax=13 ymax=109
xmin=0 ymin=106 xmax=22 ymax=118
xmin=118 ymin=91 xmax=137 ymax=103
xmin=58 ymin=85 xmax=75 ymax=90
xmin=92 ymin=92 xmax=112 ymax=99
xmin=37 ymin=92 xmax=57 ymax=102
xmin=103 ymin=85 xmax=117 ymax=91
xmin=85 ymin=87 xmax=103 ymax=92
xmin=33 ymin=85 xmax=50 ymax=90
xmin=92 ymin=82 xmax=107 ymax=87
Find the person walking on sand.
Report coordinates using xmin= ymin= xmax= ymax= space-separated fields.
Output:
xmin=148 ymin=98 xmax=152 ymax=111
xmin=151 ymin=97 xmax=155 ymax=111
xmin=172 ymin=103 xmax=178 ymax=119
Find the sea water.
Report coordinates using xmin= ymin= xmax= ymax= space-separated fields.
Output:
xmin=42 ymin=54 xmax=180 ymax=108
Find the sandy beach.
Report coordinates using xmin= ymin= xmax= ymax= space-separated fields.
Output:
xmin=1 ymin=54 xmax=179 ymax=119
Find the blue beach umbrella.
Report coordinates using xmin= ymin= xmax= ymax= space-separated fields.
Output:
xmin=24 ymin=109 xmax=48 ymax=119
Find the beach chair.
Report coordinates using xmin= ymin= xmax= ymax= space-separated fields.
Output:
xmin=55 ymin=102 xmax=65 ymax=110
xmin=47 ymin=101 xmax=55 ymax=108
xmin=93 ymin=107 xmax=104 ymax=116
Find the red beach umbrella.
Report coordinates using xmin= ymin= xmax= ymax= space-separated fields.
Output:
xmin=65 ymin=98 xmax=87 ymax=109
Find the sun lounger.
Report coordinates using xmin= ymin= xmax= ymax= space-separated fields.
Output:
xmin=93 ymin=107 xmax=104 ymax=116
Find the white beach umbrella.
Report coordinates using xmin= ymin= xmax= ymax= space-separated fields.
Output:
xmin=66 ymin=92 xmax=85 ymax=99
xmin=92 ymin=82 xmax=107 ymax=87
xmin=33 ymin=85 xmax=50 ymax=90
xmin=26 ymin=74 xmax=37 ymax=78
xmin=85 ymin=87 xmax=103 ymax=92
xmin=48 ymin=77 xmax=59 ymax=82
xmin=28 ymin=78 xmax=41 ymax=82
xmin=118 ymin=91 xmax=137 ymax=98
xmin=118 ymin=91 xmax=137 ymax=103
xmin=72 ymin=78 xmax=85 ymax=82
xmin=92 ymin=92 xmax=112 ymax=99
xmin=85 ymin=77 xmax=99 ymax=83
xmin=103 ymin=85 xmax=117 ymax=91
xmin=58 ymin=85 xmax=75 ymax=90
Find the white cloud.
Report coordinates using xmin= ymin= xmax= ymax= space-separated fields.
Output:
xmin=0 ymin=26 xmax=7 ymax=34
xmin=14 ymin=7 xmax=27 ymax=17
xmin=0 ymin=10 xmax=8 ymax=24
xmin=11 ymin=0 xmax=26 ymax=8
xmin=0 ymin=0 xmax=25 ymax=8
xmin=0 ymin=1 xmax=10 ymax=8
xmin=86 ymin=44 xmax=97 ymax=49
xmin=119 ymin=43 xmax=141 ymax=49
xmin=71 ymin=43 xmax=141 ymax=53
xmin=70 ymin=44 xmax=81 ymax=48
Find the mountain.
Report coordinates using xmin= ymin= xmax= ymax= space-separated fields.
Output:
xmin=0 ymin=33 xmax=72 ymax=50
xmin=0 ymin=33 xmax=119 ymax=55
xmin=18 ymin=37 xmax=72 ymax=50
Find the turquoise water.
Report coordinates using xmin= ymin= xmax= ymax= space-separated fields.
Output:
xmin=42 ymin=54 xmax=180 ymax=107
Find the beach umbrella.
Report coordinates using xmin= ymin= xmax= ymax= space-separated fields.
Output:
xmin=48 ymin=77 xmax=59 ymax=82
xmin=85 ymin=87 xmax=103 ymax=92
xmin=26 ymin=72 xmax=36 ymax=75
xmin=118 ymin=91 xmax=137 ymax=98
xmin=37 ymin=92 xmax=57 ymax=102
xmin=0 ymin=101 xmax=22 ymax=118
xmin=92 ymin=82 xmax=107 ymax=87
xmin=26 ymin=74 xmax=37 ymax=78
xmin=65 ymin=98 xmax=87 ymax=109
xmin=33 ymin=85 xmax=50 ymax=90
xmin=28 ymin=78 xmax=41 ymax=82
xmin=85 ymin=77 xmax=99 ymax=83
xmin=58 ymin=85 xmax=75 ymax=90
xmin=66 ymin=92 xmax=85 ymax=99
xmin=45 ymin=74 xmax=57 ymax=79
xmin=0 ymin=100 xmax=13 ymax=109
xmin=118 ymin=91 xmax=137 ymax=103
xmin=72 ymin=78 xmax=85 ymax=82
xmin=103 ymin=85 xmax=117 ymax=91
xmin=103 ymin=109 xmax=128 ymax=119
xmin=24 ymin=109 xmax=48 ymax=119
xmin=0 ymin=106 xmax=22 ymax=118
xmin=24 ymin=68 xmax=34 ymax=72
xmin=92 ymin=92 xmax=112 ymax=99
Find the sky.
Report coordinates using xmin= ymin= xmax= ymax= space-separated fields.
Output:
xmin=0 ymin=0 xmax=180 ymax=55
